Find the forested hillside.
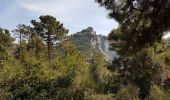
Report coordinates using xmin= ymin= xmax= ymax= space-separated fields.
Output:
xmin=0 ymin=15 xmax=120 ymax=99
xmin=0 ymin=0 xmax=170 ymax=100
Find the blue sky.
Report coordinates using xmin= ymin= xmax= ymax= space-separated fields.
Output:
xmin=0 ymin=0 xmax=119 ymax=35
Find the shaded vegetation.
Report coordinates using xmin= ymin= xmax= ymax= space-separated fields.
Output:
xmin=0 ymin=0 xmax=170 ymax=99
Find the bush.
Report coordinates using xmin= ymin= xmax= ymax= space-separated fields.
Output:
xmin=148 ymin=85 xmax=165 ymax=100
xmin=115 ymin=85 xmax=140 ymax=100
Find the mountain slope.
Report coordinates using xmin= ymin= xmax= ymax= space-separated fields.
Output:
xmin=69 ymin=27 xmax=117 ymax=61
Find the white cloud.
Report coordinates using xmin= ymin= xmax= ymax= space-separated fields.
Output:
xmin=1 ymin=0 xmax=119 ymax=35
xmin=94 ymin=15 xmax=118 ymax=28
xmin=17 ymin=0 xmax=89 ymax=19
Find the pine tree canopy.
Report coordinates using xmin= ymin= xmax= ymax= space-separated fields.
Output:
xmin=96 ymin=0 xmax=170 ymax=51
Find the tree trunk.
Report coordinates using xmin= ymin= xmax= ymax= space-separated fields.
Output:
xmin=47 ymin=33 xmax=51 ymax=67
xmin=19 ymin=32 xmax=22 ymax=61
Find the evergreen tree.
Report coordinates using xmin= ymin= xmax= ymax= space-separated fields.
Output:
xmin=27 ymin=31 xmax=46 ymax=58
xmin=0 ymin=28 xmax=14 ymax=61
xmin=0 ymin=28 xmax=14 ymax=48
xmin=96 ymin=0 xmax=170 ymax=98
xmin=31 ymin=15 xmax=68 ymax=67
xmin=96 ymin=0 xmax=170 ymax=52
xmin=13 ymin=24 xmax=32 ymax=61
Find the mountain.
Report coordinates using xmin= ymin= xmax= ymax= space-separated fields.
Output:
xmin=69 ymin=27 xmax=118 ymax=61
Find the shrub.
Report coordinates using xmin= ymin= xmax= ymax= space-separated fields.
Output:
xmin=149 ymin=85 xmax=165 ymax=100
xmin=116 ymin=85 xmax=140 ymax=100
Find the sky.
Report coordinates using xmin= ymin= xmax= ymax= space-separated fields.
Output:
xmin=0 ymin=0 xmax=119 ymax=35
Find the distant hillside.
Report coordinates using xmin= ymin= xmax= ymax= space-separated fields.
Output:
xmin=68 ymin=27 xmax=118 ymax=61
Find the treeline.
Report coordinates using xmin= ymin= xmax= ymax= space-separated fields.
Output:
xmin=1 ymin=15 xmax=118 ymax=100
xmin=0 ymin=15 xmax=126 ymax=100
xmin=0 ymin=0 xmax=170 ymax=99
xmin=96 ymin=0 xmax=170 ymax=99
xmin=0 ymin=15 xmax=170 ymax=100
xmin=0 ymin=15 xmax=90 ymax=99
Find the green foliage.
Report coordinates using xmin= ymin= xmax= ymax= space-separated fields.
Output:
xmin=89 ymin=53 xmax=121 ymax=94
xmin=0 ymin=28 xmax=14 ymax=48
xmin=96 ymin=0 xmax=170 ymax=51
xmin=149 ymin=85 xmax=165 ymax=100
xmin=107 ymin=41 xmax=169 ymax=99
xmin=0 ymin=45 xmax=8 ymax=61
xmin=31 ymin=15 xmax=68 ymax=42
xmin=115 ymin=85 xmax=140 ymax=100
xmin=1 ymin=14 xmax=169 ymax=99
xmin=31 ymin=15 xmax=69 ymax=67
xmin=0 ymin=39 xmax=89 ymax=99
xmin=0 ymin=15 xmax=91 ymax=99
xmin=128 ymin=48 xmax=163 ymax=98
xmin=85 ymin=94 xmax=115 ymax=100
xmin=27 ymin=33 xmax=46 ymax=58
xmin=0 ymin=28 xmax=14 ymax=61
xmin=13 ymin=24 xmax=33 ymax=61
xmin=0 ymin=51 xmax=81 ymax=99
xmin=100 ymin=1 xmax=170 ymax=97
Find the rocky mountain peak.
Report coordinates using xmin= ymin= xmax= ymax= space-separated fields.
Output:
xmin=70 ymin=27 xmax=118 ymax=61
xmin=81 ymin=27 xmax=96 ymax=35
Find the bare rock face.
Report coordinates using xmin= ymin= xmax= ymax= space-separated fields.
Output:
xmin=81 ymin=27 xmax=96 ymax=35
xmin=70 ymin=27 xmax=118 ymax=61
xmin=96 ymin=35 xmax=118 ymax=61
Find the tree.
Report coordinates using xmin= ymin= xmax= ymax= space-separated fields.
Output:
xmin=128 ymin=48 xmax=164 ymax=98
xmin=116 ymin=84 xmax=140 ymax=100
xmin=96 ymin=0 xmax=170 ymax=98
xmin=0 ymin=45 xmax=7 ymax=62
xmin=31 ymin=15 xmax=68 ymax=67
xmin=0 ymin=28 xmax=14 ymax=49
xmin=13 ymin=24 xmax=32 ymax=61
xmin=0 ymin=28 xmax=14 ymax=61
xmin=96 ymin=0 xmax=170 ymax=52
xmin=0 ymin=41 xmax=89 ymax=99
xmin=27 ymin=32 xmax=46 ymax=58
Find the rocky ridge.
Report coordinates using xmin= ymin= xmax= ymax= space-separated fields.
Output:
xmin=70 ymin=27 xmax=118 ymax=61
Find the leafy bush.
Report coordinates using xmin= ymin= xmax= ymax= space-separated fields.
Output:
xmin=149 ymin=85 xmax=165 ymax=100
xmin=116 ymin=85 xmax=140 ymax=100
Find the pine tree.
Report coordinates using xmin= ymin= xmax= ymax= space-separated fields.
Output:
xmin=0 ymin=28 xmax=14 ymax=48
xmin=96 ymin=1 xmax=170 ymax=98
xmin=31 ymin=15 xmax=68 ymax=67
xmin=96 ymin=0 xmax=170 ymax=52
xmin=27 ymin=33 xmax=46 ymax=58
xmin=13 ymin=24 xmax=32 ymax=61
xmin=0 ymin=28 xmax=14 ymax=61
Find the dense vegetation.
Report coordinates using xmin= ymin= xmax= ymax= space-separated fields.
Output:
xmin=96 ymin=0 xmax=170 ymax=99
xmin=0 ymin=15 xmax=117 ymax=99
xmin=0 ymin=0 xmax=170 ymax=99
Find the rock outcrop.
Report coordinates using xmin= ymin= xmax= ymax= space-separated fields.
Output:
xmin=69 ymin=27 xmax=118 ymax=61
